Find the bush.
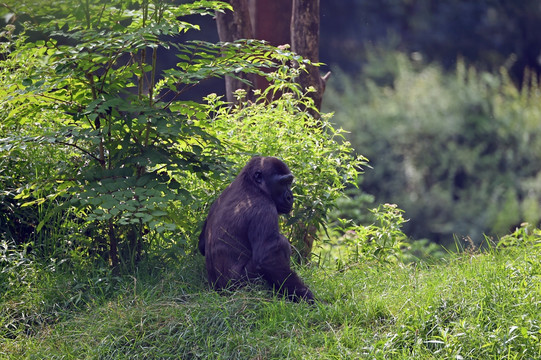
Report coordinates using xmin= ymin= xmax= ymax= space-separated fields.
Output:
xmin=0 ymin=0 xmax=365 ymax=270
xmin=324 ymin=51 xmax=541 ymax=245
xmin=316 ymin=203 xmax=408 ymax=268
xmin=189 ymin=86 xmax=365 ymax=258
xmin=0 ymin=0 xmax=304 ymax=269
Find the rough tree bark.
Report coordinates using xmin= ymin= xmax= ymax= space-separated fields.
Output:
xmin=216 ymin=0 xmax=329 ymax=109
xmin=215 ymin=0 xmax=254 ymax=103
xmin=291 ymin=0 xmax=327 ymax=111
xmin=249 ymin=0 xmax=292 ymax=92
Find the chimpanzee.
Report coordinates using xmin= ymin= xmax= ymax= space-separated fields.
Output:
xmin=199 ymin=156 xmax=314 ymax=302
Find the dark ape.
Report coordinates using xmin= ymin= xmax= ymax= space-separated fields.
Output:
xmin=199 ymin=156 xmax=314 ymax=302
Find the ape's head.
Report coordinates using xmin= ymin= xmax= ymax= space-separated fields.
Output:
xmin=243 ymin=156 xmax=294 ymax=214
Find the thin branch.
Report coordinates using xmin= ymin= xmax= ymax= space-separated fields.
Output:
xmin=163 ymin=83 xmax=198 ymax=110
xmin=55 ymin=141 xmax=103 ymax=165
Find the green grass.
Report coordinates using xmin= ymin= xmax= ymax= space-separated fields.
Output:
xmin=1 ymin=239 xmax=540 ymax=359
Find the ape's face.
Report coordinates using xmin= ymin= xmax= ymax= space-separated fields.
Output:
xmin=252 ymin=157 xmax=295 ymax=214
xmin=269 ymin=173 xmax=294 ymax=214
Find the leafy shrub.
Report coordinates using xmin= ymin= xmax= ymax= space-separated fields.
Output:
xmin=1 ymin=0 xmax=367 ymax=270
xmin=325 ymin=51 xmax=541 ymax=245
xmin=0 ymin=0 xmax=318 ymax=270
xmin=498 ymin=222 xmax=541 ymax=249
xmin=189 ymin=85 xmax=366 ymax=258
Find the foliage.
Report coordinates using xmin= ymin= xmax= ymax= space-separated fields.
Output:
xmin=327 ymin=175 xmax=375 ymax=225
xmin=317 ymin=203 xmax=409 ymax=268
xmin=318 ymin=201 xmax=445 ymax=266
xmin=0 ymin=241 xmax=35 ymax=299
xmin=1 ymin=226 xmax=540 ymax=359
xmin=325 ymin=51 xmax=541 ymax=245
xmin=0 ymin=138 xmax=67 ymax=248
xmin=498 ymin=222 xmax=541 ymax=249
xmin=0 ymin=0 xmax=319 ymax=270
xmin=194 ymin=85 xmax=366 ymax=257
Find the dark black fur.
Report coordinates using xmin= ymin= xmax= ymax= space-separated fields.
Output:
xmin=199 ymin=156 xmax=314 ymax=302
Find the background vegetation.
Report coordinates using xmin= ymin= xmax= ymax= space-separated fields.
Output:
xmin=324 ymin=52 xmax=541 ymax=245
xmin=318 ymin=0 xmax=541 ymax=245
xmin=320 ymin=0 xmax=541 ymax=82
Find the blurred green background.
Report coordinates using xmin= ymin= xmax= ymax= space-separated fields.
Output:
xmin=318 ymin=0 xmax=541 ymax=245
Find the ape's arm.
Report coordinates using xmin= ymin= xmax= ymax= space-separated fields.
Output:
xmin=249 ymin=217 xmax=314 ymax=302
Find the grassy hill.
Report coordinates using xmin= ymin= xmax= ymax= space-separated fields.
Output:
xmin=1 ymin=228 xmax=540 ymax=359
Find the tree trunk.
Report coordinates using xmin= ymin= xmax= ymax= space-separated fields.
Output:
xmin=250 ymin=0 xmax=292 ymax=91
xmin=291 ymin=0 xmax=326 ymax=111
xmin=218 ymin=0 xmax=329 ymax=110
xmin=216 ymin=0 xmax=255 ymax=103
xmin=290 ymin=0 xmax=325 ymax=258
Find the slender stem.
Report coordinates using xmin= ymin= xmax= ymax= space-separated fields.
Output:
xmin=108 ymin=219 xmax=119 ymax=274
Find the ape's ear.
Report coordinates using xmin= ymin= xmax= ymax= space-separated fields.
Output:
xmin=254 ymin=171 xmax=263 ymax=184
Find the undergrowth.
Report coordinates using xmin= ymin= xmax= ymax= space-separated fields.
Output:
xmin=1 ymin=225 xmax=539 ymax=359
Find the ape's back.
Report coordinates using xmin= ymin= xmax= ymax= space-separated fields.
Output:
xmin=200 ymin=176 xmax=272 ymax=289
